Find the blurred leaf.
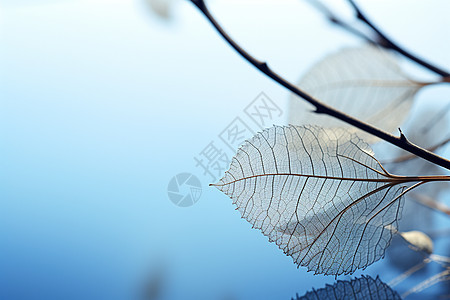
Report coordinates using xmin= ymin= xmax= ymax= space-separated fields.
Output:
xmin=293 ymin=275 xmax=401 ymax=300
xmin=399 ymin=230 xmax=433 ymax=254
xmin=288 ymin=45 xmax=433 ymax=143
xmin=212 ymin=125 xmax=448 ymax=275
xmin=379 ymin=100 xmax=450 ymax=271
xmin=146 ymin=0 xmax=174 ymax=19
xmin=141 ymin=263 xmax=166 ymax=300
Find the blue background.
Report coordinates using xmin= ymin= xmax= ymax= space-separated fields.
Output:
xmin=1 ymin=0 xmax=450 ymax=299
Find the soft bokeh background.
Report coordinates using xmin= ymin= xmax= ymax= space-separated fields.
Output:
xmin=1 ymin=0 xmax=449 ymax=299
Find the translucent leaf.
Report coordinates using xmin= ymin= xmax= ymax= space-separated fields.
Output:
xmin=293 ymin=275 xmax=401 ymax=300
xmin=378 ymin=101 xmax=449 ymax=271
xmin=213 ymin=125 xmax=412 ymax=275
xmin=381 ymin=100 xmax=450 ymax=174
xmin=399 ymin=231 xmax=433 ymax=254
xmin=288 ymin=45 xmax=429 ymax=143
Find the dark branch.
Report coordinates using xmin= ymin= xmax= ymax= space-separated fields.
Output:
xmin=305 ymin=0 xmax=376 ymax=44
xmin=189 ymin=0 xmax=450 ymax=171
xmin=383 ymin=137 xmax=450 ymax=165
xmin=306 ymin=0 xmax=450 ymax=77
xmin=346 ymin=0 xmax=450 ymax=77
xmin=398 ymin=128 xmax=408 ymax=143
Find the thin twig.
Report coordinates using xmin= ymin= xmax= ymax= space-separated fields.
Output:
xmin=401 ymin=269 xmax=450 ymax=298
xmin=189 ymin=0 xmax=450 ymax=170
xmin=305 ymin=0 xmax=375 ymax=43
xmin=347 ymin=0 xmax=450 ymax=77
xmin=306 ymin=0 xmax=450 ymax=77
xmin=388 ymin=253 xmax=450 ymax=288
xmin=430 ymin=254 xmax=450 ymax=265
xmin=388 ymin=258 xmax=431 ymax=287
xmin=305 ymin=0 xmax=376 ymax=44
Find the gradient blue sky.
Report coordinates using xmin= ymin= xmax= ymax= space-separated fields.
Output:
xmin=1 ymin=1 xmax=450 ymax=299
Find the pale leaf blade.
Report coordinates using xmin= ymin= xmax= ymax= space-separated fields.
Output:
xmin=379 ymin=102 xmax=449 ymax=271
xmin=214 ymin=125 xmax=406 ymax=275
xmin=288 ymin=45 xmax=425 ymax=143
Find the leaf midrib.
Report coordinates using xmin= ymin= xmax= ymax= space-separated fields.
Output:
xmin=213 ymin=173 xmax=450 ymax=186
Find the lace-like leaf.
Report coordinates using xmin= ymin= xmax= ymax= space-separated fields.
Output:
xmin=380 ymin=102 xmax=449 ymax=270
xmin=293 ymin=275 xmax=401 ymax=300
xmin=288 ymin=45 xmax=429 ymax=143
xmin=214 ymin=125 xmax=409 ymax=275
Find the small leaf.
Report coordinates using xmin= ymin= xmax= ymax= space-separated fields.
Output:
xmin=399 ymin=231 xmax=433 ymax=254
xmin=288 ymin=45 xmax=430 ymax=143
xmin=213 ymin=125 xmax=414 ymax=275
xmin=293 ymin=275 xmax=401 ymax=300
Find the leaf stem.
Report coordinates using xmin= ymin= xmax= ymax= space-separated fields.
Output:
xmin=189 ymin=0 xmax=450 ymax=171
xmin=212 ymin=173 xmax=450 ymax=187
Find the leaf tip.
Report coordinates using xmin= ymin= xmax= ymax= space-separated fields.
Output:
xmin=209 ymin=180 xmax=223 ymax=188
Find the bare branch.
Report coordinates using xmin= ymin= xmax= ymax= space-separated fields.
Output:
xmin=347 ymin=0 xmax=450 ymax=77
xmin=306 ymin=0 xmax=450 ymax=77
xmin=189 ymin=0 xmax=450 ymax=170
xmin=382 ymin=137 xmax=450 ymax=164
xmin=305 ymin=0 xmax=375 ymax=43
